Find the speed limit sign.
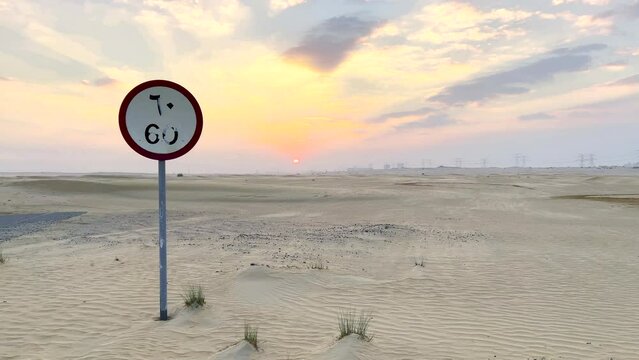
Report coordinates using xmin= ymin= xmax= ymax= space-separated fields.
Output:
xmin=119 ymin=79 xmax=203 ymax=321
xmin=119 ymin=80 xmax=203 ymax=160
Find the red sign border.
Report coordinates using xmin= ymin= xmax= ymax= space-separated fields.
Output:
xmin=119 ymin=79 xmax=203 ymax=161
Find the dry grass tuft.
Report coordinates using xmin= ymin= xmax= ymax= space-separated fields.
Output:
xmin=182 ymin=285 xmax=205 ymax=308
xmin=244 ymin=322 xmax=259 ymax=350
xmin=338 ymin=309 xmax=373 ymax=341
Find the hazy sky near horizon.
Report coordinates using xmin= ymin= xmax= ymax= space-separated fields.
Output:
xmin=1 ymin=0 xmax=638 ymax=173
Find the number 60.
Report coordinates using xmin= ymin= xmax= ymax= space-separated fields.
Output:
xmin=145 ymin=124 xmax=179 ymax=145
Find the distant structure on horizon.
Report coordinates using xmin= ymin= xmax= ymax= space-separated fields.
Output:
xmin=346 ymin=152 xmax=639 ymax=172
xmin=578 ymin=153 xmax=597 ymax=167
xmin=515 ymin=154 xmax=527 ymax=167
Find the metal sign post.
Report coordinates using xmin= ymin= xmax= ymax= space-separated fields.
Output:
xmin=158 ymin=160 xmax=168 ymax=320
xmin=119 ymin=80 xmax=203 ymax=320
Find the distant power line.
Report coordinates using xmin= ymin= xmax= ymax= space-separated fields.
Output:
xmin=371 ymin=150 xmax=635 ymax=171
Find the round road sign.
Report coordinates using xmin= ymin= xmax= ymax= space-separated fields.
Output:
xmin=119 ymin=80 xmax=203 ymax=161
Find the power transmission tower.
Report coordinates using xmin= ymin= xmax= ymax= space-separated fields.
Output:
xmin=521 ymin=155 xmax=527 ymax=167
xmin=481 ymin=158 xmax=487 ymax=168
xmin=588 ymin=154 xmax=595 ymax=167
xmin=455 ymin=158 xmax=462 ymax=168
xmin=578 ymin=153 xmax=585 ymax=168
xmin=515 ymin=154 xmax=521 ymax=167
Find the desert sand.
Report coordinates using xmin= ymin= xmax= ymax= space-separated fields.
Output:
xmin=1 ymin=169 xmax=639 ymax=359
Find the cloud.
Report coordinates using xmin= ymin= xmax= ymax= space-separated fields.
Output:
xmin=0 ymin=25 xmax=104 ymax=83
xmin=395 ymin=113 xmax=457 ymax=130
xmin=406 ymin=2 xmax=532 ymax=44
xmin=603 ymin=60 xmax=627 ymax=71
xmin=586 ymin=2 xmax=639 ymax=26
xmin=518 ymin=112 xmax=556 ymax=121
xmin=81 ymin=77 xmax=117 ymax=87
xmin=607 ymin=74 xmax=639 ymax=86
xmin=284 ymin=16 xmax=384 ymax=72
xmin=368 ymin=107 xmax=433 ymax=123
xmin=269 ymin=0 xmax=307 ymax=13
xmin=542 ymin=11 xmax=613 ymax=34
xmin=553 ymin=0 xmax=610 ymax=5
xmin=559 ymin=94 xmax=639 ymax=124
xmin=0 ymin=1 xmax=161 ymax=73
xmin=573 ymin=13 xmax=614 ymax=34
xmin=627 ymin=1 xmax=639 ymax=18
xmin=552 ymin=2 xmax=636 ymax=29
xmin=429 ymin=44 xmax=606 ymax=105
xmin=551 ymin=43 xmax=607 ymax=55
xmin=140 ymin=0 xmax=248 ymax=38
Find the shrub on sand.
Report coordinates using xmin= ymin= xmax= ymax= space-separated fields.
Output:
xmin=182 ymin=285 xmax=205 ymax=308
xmin=338 ymin=309 xmax=373 ymax=342
xmin=244 ymin=322 xmax=259 ymax=350
xmin=0 ymin=250 xmax=6 ymax=264
xmin=414 ymin=257 xmax=424 ymax=267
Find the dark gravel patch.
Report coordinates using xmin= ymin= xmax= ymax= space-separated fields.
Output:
xmin=0 ymin=212 xmax=85 ymax=242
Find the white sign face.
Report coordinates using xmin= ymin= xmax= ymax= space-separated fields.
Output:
xmin=119 ymin=80 xmax=203 ymax=160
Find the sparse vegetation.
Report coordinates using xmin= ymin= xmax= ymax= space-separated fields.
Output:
xmin=414 ymin=257 xmax=424 ymax=267
xmin=181 ymin=285 xmax=205 ymax=308
xmin=310 ymin=257 xmax=327 ymax=270
xmin=0 ymin=250 xmax=6 ymax=264
xmin=244 ymin=322 xmax=259 ymax=350
xmin=338 ymin=309 xmax=373 ymax=341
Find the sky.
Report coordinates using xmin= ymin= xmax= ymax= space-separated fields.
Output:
xmin=1 ymin=0 xmax=638 ymax=173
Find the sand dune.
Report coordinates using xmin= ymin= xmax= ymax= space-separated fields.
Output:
xmin=1 ymin=170 xmax=639 ymax=359
xmin=212 ymin=341 xmax=256 ymax=360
